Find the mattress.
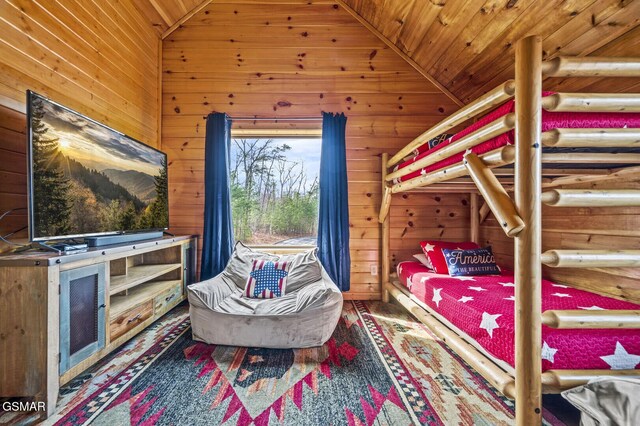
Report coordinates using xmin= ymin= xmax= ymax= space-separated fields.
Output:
xmin=396 ymin=261 xmax=640 ymax=372
xmin=392 ymin=95 xmax=640 ymax=183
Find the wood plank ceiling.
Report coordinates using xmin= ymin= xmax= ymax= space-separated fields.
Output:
xmin=340 ymin=0 xmax=640 ymax=103
xmin=137 ymin=0 xmax=640 ymax=103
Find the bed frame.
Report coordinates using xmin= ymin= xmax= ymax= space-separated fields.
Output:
xmin=378 ymin=35 xmax=640 ymax=425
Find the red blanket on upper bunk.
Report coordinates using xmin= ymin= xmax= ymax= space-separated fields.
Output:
xmin=397 ymin=261 xmax=640 ymax=372
xmin=391 ymin=95 xmax=640 ymax=183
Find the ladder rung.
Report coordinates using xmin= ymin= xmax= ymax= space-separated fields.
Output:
xmin=541 ymin=250 xmax=640 ymax=268
xmin=541 ymin=153 xmax=640 ymax=164
xmin=542 ymin=57 xmax=640 ymax=77
xmin=542 ymin=310 xmax=640 ymax=329
xmin=542 ymin=93 xmax=640 ymax=112
xmin=542 ymin=128 xmax=640 ymax=148
xmin=541 ymin=189 xmax=640 ymax=207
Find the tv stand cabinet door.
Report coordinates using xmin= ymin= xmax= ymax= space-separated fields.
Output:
xmin=59 ymin=263 xmax=106 ymax=375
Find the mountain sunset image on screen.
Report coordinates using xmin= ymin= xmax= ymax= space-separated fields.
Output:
xmin=29 ymin=93 xmax=168 ymax=240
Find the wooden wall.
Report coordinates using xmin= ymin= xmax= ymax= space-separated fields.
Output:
xmin=0 ymin=0 xmax=161 ymax=253
xmin=162 ymin=1 xmax=468 ymax=300
xmin=479 ymin=178 xmax=640 ymax=304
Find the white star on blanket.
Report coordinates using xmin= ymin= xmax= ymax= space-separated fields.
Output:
xmin=542 ymin=341 xmax=558 ymax=363
xmin=579 ymin=305 xmax=604 ymax=310
xmin=480 ymin=312 xmax=501 ymax=338
xmin=600 ymin=342 xmax=640 ymax=370
xmin=423 ymin=243 xmax=435 ymax=253
xmin=504 ymin=295 xmax=516 ymax=301
xmin=499 ymin=282 xmax=515 ymax=287
xmin=453 ymin=276 xmax=475 ymax=281
xmin=551 ymin=293 xmax=572 ymax=298
xmin=468 ymin=286 xmax=486 ymax=292
xmin=432 ymin=288 xmax=443 ymax=307
xmin=458 ymin=296 xmax=474 ymax=303
xmin=552 ymin=283 xmax=569 ymax=289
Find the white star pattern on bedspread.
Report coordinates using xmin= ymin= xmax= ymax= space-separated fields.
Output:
xmin=480 ymin=312 xmax=501 ymax=338
xmin=600 ymin=342 xmax=640 ymax=370
xmin=541 ymin=342 xmax=558 ymax=363
xmin=422 ymin=243 xmax=435 ymax=253
xmin=396 ymin=259 xmax=640 ymax=371
xmin=432 ymin=288 xmax=443 ymax=307
xmin=453 ymin=276 xmax=475 ymax=281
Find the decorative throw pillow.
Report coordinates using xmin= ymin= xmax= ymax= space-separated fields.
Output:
xmin=223 ymin=242 xmax=278 ymax=289
xmin=412 ymin=253 xmax=434 ymax=270
xmin=420 ymin=240 xmax=480 ymax=274
xmin=441 ymin=246 xmax=500 ymax=277
xmin=244 ymin=259 xmax=291 ymax=299
xmin=427 ymin=133 xmax=454 ymax=150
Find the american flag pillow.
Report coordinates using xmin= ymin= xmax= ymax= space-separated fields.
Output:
xmin=244 ymin=259 xmax=291 ymax=299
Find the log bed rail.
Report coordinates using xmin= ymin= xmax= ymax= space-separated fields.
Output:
xmin=379 ymin=35 xmax=640 ymax=425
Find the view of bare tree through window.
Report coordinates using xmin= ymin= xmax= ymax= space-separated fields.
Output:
xmin=230 ymin=138 xmax=321 ymax=245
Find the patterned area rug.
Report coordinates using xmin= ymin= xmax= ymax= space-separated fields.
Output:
xmin=11 ymin=301 xmax=567 ymax=425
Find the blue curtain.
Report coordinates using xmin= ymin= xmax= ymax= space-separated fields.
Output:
xmin=200 ymin=113 xmax=235 ymax=280
xmin=317 ymin=112 xmax=350 ymax=291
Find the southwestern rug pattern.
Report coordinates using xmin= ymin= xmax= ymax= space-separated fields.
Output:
xmin=43 ymin=301 xmax=564 ymax=425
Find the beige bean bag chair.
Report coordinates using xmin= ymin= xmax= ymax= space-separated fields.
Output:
xmin=187 ymin=243 xmax=343 ymax=348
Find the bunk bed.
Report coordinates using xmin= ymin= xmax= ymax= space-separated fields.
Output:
xmin=378 ymin=35 xmax=640 ymax=425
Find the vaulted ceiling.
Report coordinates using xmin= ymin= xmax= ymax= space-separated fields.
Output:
xmin=135 ymin=0 xmax=640 ymax=104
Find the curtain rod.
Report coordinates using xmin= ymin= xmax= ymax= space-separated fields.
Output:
xmin=229 ymin=116 xmax=323 ymax=122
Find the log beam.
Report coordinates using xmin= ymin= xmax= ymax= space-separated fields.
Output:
xmin=541 ymin=250 xmax=640 ymax=268
xmin=514 ymin=35 xmax=543 ymax=426
xmin=541 ymin=310 xmax=640 ymax=329
xmin=391 ymin=146 xmax=515 ymax=193
xmin=464 ymin=152 xmax=524 ymax=237
xmin=542 ymin=128 xmax=640 ymax=148
xmin=386 ymin=81 xmax=515 ymax=167
xmin=542 ymin=57 xmax=640 ymax=77
xmin=385 ymin=113 xmax=515 ymax=182
xmin=542 ymin=93 xmax=640 ymax=112
xmin=541 ymin=189 xmax=640 ymax=207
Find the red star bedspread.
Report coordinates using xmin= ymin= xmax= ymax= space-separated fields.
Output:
xmin=397 ymin=261 xmax=640 ymax=372
xmin=391 ymin=95 xmax=640 ymax=183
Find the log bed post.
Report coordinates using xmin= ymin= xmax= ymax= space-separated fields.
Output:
xmin=381 ymin=153 xmax=391 ymax=303
xmin=470 ymin=193 xmax=480 ymax=244
xmin=514 ymin=35 xmax=543 ymax=425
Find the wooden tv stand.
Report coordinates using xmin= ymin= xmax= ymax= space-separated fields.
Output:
xmin=0 ymin=235 xmax=197 ymax=419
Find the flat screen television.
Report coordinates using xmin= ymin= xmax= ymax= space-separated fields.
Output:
xmin=26 ymin=91 xmax=169 ymax=242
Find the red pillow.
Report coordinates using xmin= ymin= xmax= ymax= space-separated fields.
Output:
xmin=420 ymin=240 xmax=480 ymax=274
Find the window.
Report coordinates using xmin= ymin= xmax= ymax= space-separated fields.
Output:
xmin=230 ymin=137 xmax=321 ymax=246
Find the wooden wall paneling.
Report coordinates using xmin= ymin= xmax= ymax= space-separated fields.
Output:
xmin=0 ymin=0 xmax=162 ymax=254
xmin=163 ymin=1 xmax=468 ymax=299
xmin=0 ymin=105 xmax=27 ymax=253
xmin=0 ymin=0 xmax=160 ymax=145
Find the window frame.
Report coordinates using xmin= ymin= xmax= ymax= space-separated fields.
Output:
xmin=229 ymin=128 xmax=322 ymax=252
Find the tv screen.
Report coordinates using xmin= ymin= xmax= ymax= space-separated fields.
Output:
xmin=27 ymin=91 xmax=169 ymax=241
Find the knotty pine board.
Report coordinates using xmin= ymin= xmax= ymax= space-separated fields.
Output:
xmin=162 ymin=1 xmax=468 ymax=300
